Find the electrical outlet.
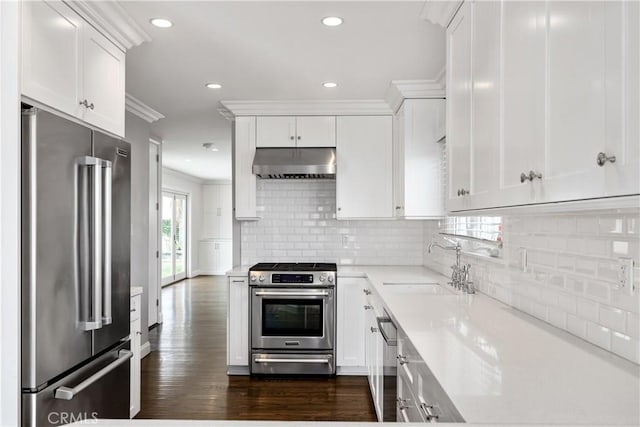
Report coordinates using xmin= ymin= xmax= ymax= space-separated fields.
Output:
xmin=618 ymin=258 xmax=635 ymax=295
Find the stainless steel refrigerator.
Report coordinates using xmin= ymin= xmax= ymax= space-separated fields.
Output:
xmin=21 ymin=106 xmax=132 ymax=426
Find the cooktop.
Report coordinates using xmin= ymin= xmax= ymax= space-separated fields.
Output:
xmin=249 ymin=262 xmax=337 ymax=272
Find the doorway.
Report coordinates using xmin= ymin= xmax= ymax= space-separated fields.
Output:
xmin=162 ymin=191 xmax=188 ymax=286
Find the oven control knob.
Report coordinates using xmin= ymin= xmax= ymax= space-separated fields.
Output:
xmin=259 ymin=275 xmax=265 ymax=282
xmin=250 ymin=275 xmax=257 ymax=283
xmin=319 ymin=274 xmax=326 ymax=282
xmin=327 ymin=275 xmax=334 ymax=283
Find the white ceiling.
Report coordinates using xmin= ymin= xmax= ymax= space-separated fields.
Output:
xmin=122 ymin=1 xmax=445 ymax=181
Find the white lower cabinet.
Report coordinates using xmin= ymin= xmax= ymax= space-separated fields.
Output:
xmin=362 ymin=283 xmax=384 ymax=421
xmin=396 ymin=327 xmax=464 ymax=423
xmin=199 ymin=240 xmax=233 ymax=275
xmin=336 ymin=278 xmax=367 ymax=373
xmin=129 ymin=293 xmax=141 ymax=418
xmin=227 ymin=275 xmax=249 ymax=371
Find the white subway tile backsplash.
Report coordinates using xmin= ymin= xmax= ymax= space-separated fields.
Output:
xmin=241 ymin=180 xmax=424 ymax=266
xmin=424 ymin=209 xmax=639 ymax=363
xmin=611 ymin=333 xmax=639 ymax=364
xmin=586 ymin=322 xmax=612 ymax=351
xmin=599 ymin=305 xmax=627 ymax=333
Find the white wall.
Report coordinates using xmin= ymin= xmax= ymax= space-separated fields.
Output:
xmin=0 ymin=2 xmax=20 ymax=424
xmin=125 ymin=111 xmax=152 ymax=346
xmin=424 ymin=209 xmax=640 ymax=364
xmin=241 ymin=180 xmax=425 ymax=265
xmin=162 ymin=168 xmax=204 ymax=277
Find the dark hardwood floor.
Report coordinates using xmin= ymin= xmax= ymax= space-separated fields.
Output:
xmin=137 ymin=275 xmax=376 ymax=421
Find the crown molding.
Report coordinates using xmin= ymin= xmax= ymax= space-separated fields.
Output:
xmin=125 ymin=94 xmax=165 ymax=123
xmin=420 ymin=0 xmax=463 ymax=28
xmin=385 ymin=79 xmax=446 ymax=113
xmin=217 ymin=107 xmax=235 ymax=121
xmin=66 ymin=1 xmax=151 ymax=51
xmin=220 ymin=100 xmax=393 ymax=117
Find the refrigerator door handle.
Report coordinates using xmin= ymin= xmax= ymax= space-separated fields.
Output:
xmin=76 ymin=156 xmax=103 ymax=331
xmin=101 ymin=160 xmax=113 ymax=325
xmin=54 ymin=349 xmax=132 ymax=400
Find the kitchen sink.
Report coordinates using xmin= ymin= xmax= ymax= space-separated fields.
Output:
xmin=382 ymin=282 xmax=454 ymax=295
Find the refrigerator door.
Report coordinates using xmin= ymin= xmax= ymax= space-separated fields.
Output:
xmin=22 ymin=108 xmax=93 ymax=390
xmin=22 ymin=341 xmax=131 ymax=427
xmin=92 ymin=132 xmax=131 ymax=354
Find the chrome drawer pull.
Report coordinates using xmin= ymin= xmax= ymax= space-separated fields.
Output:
xmin=254 ymin=358 xmax=330 ymax=364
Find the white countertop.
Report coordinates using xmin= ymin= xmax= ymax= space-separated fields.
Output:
xmin=226 ymin=265 xmax=252 ymax=276
xmin=130 ymin=286 xmax=143 ymax=297
xmin=342 ymin=266 xmax=640 ymax=425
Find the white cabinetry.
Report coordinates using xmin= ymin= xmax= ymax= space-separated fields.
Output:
xmin=336 ymin=278 xmax=367 ymax=373
xmin=364 ymin=285 xmax=384 ymax=421
xmin=227 ymin=275 xmax=249 ymax=372
xmin=203 ymin=184 xmax=232 ymax=239
xmin=129 ymin=292 xmax=141 ymax=418
xmin=393 ymin=99 xmax=445 ymax=219
xmin=199 ymin=240 xmax=232 ymax=275
xmin=336 ymin=116 xmax=393 ymax=219
xmin=234 ymin=117 xmax=259 ymax=220
xmin=446 ymin=1 xmax=639 ymax=212
xmin=256 ymin=116 xmax=336 ymax=147
xmin=21 ymin=0 xmax=125 ymax=136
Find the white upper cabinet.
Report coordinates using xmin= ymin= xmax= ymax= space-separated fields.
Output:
xmin=21 ymin=0 xmax=126 ymax=137
xmin=500 ymin=0 xmax=545 ymax=206
xmin=256 ymin=116 xmax=336 ymax=147
xmin=21 ymin=1 xmax=83 ymax=119
xmin=234 ymin=117 xmax=258 ymax=220
xmin=393 ymin=99 xmax=445 ymax=219
xmin=80 ymin=25 xmax=125 ymax=136
xmin=336 ymin=116 xmax=393 ymax=219
xmin=446 ymin=1 xmax=473 ymax=212
xmin=203 ymin=184 xmax=233 ymax=239
xmin=446 ymin=0 xmax=639 ymax=212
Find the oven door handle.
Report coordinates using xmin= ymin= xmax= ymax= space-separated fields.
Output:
xmin=254 ymin=357 xmax=331 ymax=364
xmin=254 ymin=291 xmax=329 ymax=297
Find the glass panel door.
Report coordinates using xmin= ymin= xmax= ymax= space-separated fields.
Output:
xmin=162 ymin=191 xmax=188 ymax=286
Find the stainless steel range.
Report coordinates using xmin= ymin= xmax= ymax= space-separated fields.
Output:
xmin=249 ymin=263 xmax=337 ymax=375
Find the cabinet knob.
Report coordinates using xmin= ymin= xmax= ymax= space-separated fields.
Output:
xmin=370 ymin=326 xmax=378 ymax=333
xmin=596 ymin=152 xmax=616 ymax=167
xmin=520 ymin=170 xmax=542 ymax=183
xmin=363 ymin=289 xmax=371 ymax=295
xmin=337 ymin=207 xmax=341 ymax=211
xmin=363 ymin=304 xmax=372 ymax=310
xmin=397 ymin=354 xmax=408 ymax=365
xmin=457 ymin=188 xmax=469 ymax=196
xmin=79 ymin=99 xmax=95 ymax=110
xmin=395 ymin=206 xmax=403 ymax=210
xmin=290 ymin=136 xmax=295 ymax=140
xmin=297 ymin=136 xmax=301 ymax=140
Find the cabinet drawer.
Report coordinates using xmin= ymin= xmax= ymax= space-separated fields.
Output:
xmin=398 ymin=332 xmax=465 ymax=423
xmin=397 ymin=365 xmax=425 ymax=422
xmin=130 ymin=296 xmax=140 ymax=322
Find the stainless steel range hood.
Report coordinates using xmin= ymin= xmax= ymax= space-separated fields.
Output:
xmin=252 ymin=147 xmax=336 ymax=179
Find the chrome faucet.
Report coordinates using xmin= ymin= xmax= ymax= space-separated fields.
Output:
xmin=428 ymin=240 xmax=474 ymax=294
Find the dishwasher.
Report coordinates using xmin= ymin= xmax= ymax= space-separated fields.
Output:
xmin=377 ymin=311 xmax=398 ymax=422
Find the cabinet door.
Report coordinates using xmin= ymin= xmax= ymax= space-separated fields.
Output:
xmin=21 ymin=0 xmax=82 ymax=117
xmin=500 ymin=1 xmax=545 ymax=206
xmin=446 ymin=1 xmax=473 ymax=211
xmin=256 ymin=116 xmax=296 ymax=147
xmin=217 ymin=241 xmax=233 ymax=275
xmin=336 ymin=116 xmax=393 ymax=219
xmin=81 ymin=24 xmax=125 ymax=136
xmin=227 ymin=276 xmax=249 ymax=366
xmin=129 ymin=296 xmax=141 ymax=418
xmin=295 ymin=116 xmax=336 ymax=147
xmin=401 ymin=99 xmax=445 ymax=218
xmin=219 ymin=184 xmax=233 ymax=238
xmin=606 ymin=2 xmax=640 ymax=196
xmin=544 ymin=1 xmax=613 ymax=202
xmin=336 ymin=278 xmax=366 ymax=368
xmin=234 ymin=117 xmax=258 ymax=219
xmin=393 ymin=106 xmax=406 ymax=217
xmin=470 ymin=1 xmax=500 ymax=208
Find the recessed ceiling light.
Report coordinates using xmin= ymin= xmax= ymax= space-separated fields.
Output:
xmin=203 ymin=143 xmax=219 ymax=152
xmin=206 ymin=83 xmax=222 ymax=89
xmin=150 ymin=18 xmax=173 ymax=28
xmin=321 ymin=16 xmax=343 ymax=27
xmin=323 ymin=82 xmax=338 ymax=88
xmin=185 ymin=158 xmax=192 ymax=162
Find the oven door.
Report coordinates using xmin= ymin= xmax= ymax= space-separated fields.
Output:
xmin=251 ymin=287 xmax=334 ymax=350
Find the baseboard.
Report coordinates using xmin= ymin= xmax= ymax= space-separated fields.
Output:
xmin=337 ymin=366 xmax=367 ymax=376
xmin=188 ymin=269 xmax=201 ymax=278
xmin=227 ymin=365 xmax=250 ymax=375
xmin=140 ymin=341 xmax=151 ymax=359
